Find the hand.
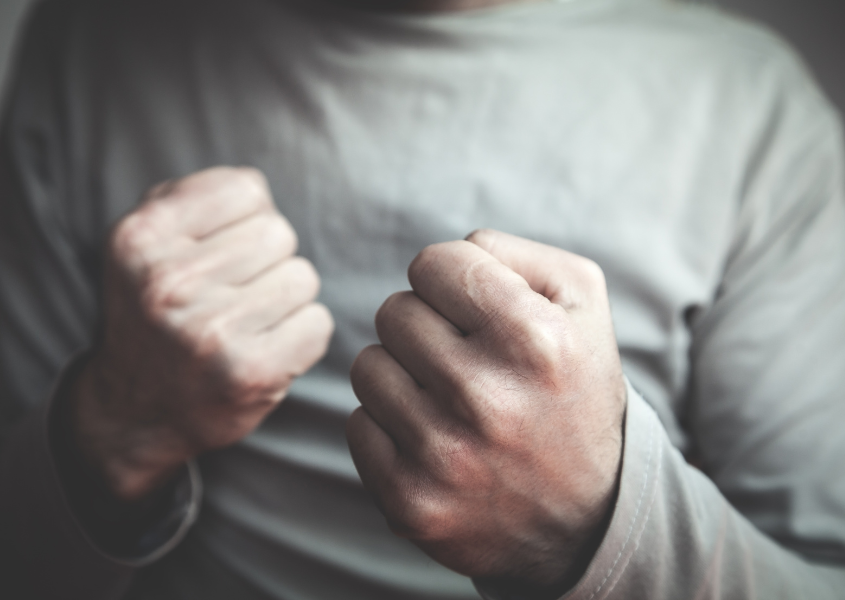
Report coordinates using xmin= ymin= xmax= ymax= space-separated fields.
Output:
xmin=71 ymin=166 xmax=334 ymax=502
xmin=347 ymin=229 xmax=626 ymax=593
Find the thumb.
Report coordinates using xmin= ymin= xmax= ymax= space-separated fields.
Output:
xmin=465 ymin=229 xmax=607 ymax=310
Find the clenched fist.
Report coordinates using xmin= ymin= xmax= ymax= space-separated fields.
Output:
xmin=72 ymin=167 xmax=334 ymax=502
xmin=347 ymin=230 xmax=626 ymax=595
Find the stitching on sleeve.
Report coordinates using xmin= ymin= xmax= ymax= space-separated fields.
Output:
xmin=597 ymin=436 xmax=664 ymax=600
xmin=586 ymin=414 xmax=662 ymax=600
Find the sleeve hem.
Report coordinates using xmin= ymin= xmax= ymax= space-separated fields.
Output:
xmin=562 ymin=380 xmax=663 ymax=599
xmin=118 ymin=458 xmax=202 ymax=568
xmin=44 ymin=351 xmax=204 ymax=568
xmin=0 ymin=350 xmax=202 ymax=598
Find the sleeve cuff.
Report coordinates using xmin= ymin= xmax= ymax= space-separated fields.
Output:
xmin=46 ymin=351 xmax=204 ymax=567
xmin=119 ymin=459 xmax=202 ymax=567
xmin=0 ymin=353 xmax=202 ymax=597
xmin=560 ymin=379 xmax=663 ymax=599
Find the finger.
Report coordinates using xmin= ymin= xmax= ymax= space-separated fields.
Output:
xmin=465 ymin=229 xmax=607 ymax=310
xmin=253 ymin=302 xmax=335 ymax=383
xmin=214 ymin=303 xmax=332 ymax=411
xmin=226 ymin=257 xmax=321 ymax=334
xmin=190 ymin=213 xmax=298 ymax=285
xmin=407 ymin=240 xmax=543 ymax=335
xmin=346 ymin=406 xmax=401 ymax=514
xmin=350 ymin=345 xmax=442 ymax=452
xmin=144 ymin=167 xmax=276 ymax=240
xmin=373 ymin=291 xmax=467 ymax=392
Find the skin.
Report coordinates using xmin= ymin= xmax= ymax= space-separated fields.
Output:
xmin=67 ymin=2 xmax=622 ymax=591
xmin=70 ymin=167 xmax=334 ymax=501
xmin=71 ymin=164 xmax=625 ymax=595
xmin=347 ymin=230 xmax=627 ymax=594
xmin=68 ymin=0 xmax=541 ymax=507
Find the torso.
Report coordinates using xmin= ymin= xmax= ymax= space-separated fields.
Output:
xmin=48 ymin=0 xmax=773 ymax=595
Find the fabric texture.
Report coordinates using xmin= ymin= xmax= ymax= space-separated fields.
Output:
xmin=0 ymin=0 xmax=844 ymax=598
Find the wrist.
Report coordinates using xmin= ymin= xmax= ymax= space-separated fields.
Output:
xmin=475 ymin=410 xmax=625 ymax=600
xmin=474 ymin=522 xmax=612 ymax=600
xmin=69 ymin=355 xmax=185 ymax=502
xmin=48 ymin=353 xmax=199 ymax=560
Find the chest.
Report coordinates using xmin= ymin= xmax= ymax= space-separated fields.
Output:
xmin=85 ymin=22 xmax=741 ymax=448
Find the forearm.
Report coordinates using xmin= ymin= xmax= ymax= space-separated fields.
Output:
xmin=0 ymin=398 xmax=134 ymax=599
xmin=478 ymin=386 xmax=844 ymax=600
xmin=0 ymin=356 xmax=201 ymax=600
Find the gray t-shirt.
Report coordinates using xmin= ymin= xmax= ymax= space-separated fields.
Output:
xmin=0 ymin=0 xmax=843 ymax=598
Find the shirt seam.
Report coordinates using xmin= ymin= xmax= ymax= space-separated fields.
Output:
xmin=586 ymin=411 xmax=662 ymax=600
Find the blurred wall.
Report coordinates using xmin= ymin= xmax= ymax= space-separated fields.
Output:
xmin=0 ymin=0 xmax=842 ymax=115
xmin=0 ymin=0 xmax=33 ymax=95
xmin=709 ymin=0 xmax=844 ymax=117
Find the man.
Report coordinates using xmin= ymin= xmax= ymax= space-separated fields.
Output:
xmin=0 ymin=0 xmax=843 ymax=598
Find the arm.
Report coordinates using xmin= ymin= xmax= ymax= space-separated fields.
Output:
xmin=347 ymin=53 xmax=845 ymax=596
xmin=0 ymin=163 xmax=334 ymax=598
xmin=348 ymin=230 xmax=628 ymax=598
xmin=0 ymin=7 xmax=334 ymax=596
xmin=557 ymin=49 xmax=845 ymax=599
xmin=0 ymin=2 xmax=135 ymax=593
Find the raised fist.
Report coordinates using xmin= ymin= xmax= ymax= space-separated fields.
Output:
xmin=348 ymin=229 xmax=625 ymax=593
xmin=72 ymin=167 xmax=334 ymax=501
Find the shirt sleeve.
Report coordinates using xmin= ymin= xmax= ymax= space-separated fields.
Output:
xmin=477 ymin=42 xmax=845 ymax=600
xmin=0 ymin=2 xmax=200 ymax=597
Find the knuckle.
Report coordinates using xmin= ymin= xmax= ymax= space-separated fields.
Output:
xmin=509 ymin=317 xmax=570 ymax=382
xmin=413 ymin=243 xmax=442 ymax=267
xmin=374 ymin=291 xmax=412 ymax=336
xmin=231 ymin=166 xmax=272 ymax=205
xmin=272 ymin=303 xmax=334 ymax=379
xmin=467 ymin=390 xmax=520 ymax=444
xmin=345 ymin=406 xmax=369 ymax=448
xmin=288 ymin=256 xmax=321 ymax=297
xmin=152 ymin=172 xmax=197 ymax=202
xmin=261 ymin=216 xmax=297 ymax=253
xmin=143 ymin=178 xmax=178 ymax=201
xmin=234 ymin=165 xmax=269 ymax=189
xmin=576 ymin=256 xmax=606 ymax=289
xmin=427 ymin=434 xmax=478 ymax=487
xmin=305 ymin=302 xmax=335 ymax=340
xmin=141 ymin=263 xmax=198 ymax=313
xmin=483 ymin=295 xmax=541 ymax=347
xmin=349 ymin=345 xmax=382 ymax=397
xmin=108 ymin=215 xmax=137 ymax=255
xmin=181 ymin=166 xmax=272 ymax=212
xmin=190 ymin=312 xmax=234 ymax=360
xmin=109 ymin=211 xmax=159 ymax=264
xmin=440 ymin=363 xmax=484 ymax=411
xmin=228 ymin=354 xmax=289 ymax=402
xmin=447 ymin=364 xmax=537 ymax=445
xmin=389 ymin=492 xmax=453 ymax=542
xmin=408 ymin=242 xmax=451 ymax=281
xmin=463 ymin=228 xmax=496 ymax=248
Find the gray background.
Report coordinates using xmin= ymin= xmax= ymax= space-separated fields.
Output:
xmin=699 ymin=0 xmax=844 ymax=116
xmin=0 ymin=0 xmax=31 ymax=95
xmin=0 ymin=0 xmax=843 ymax=116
